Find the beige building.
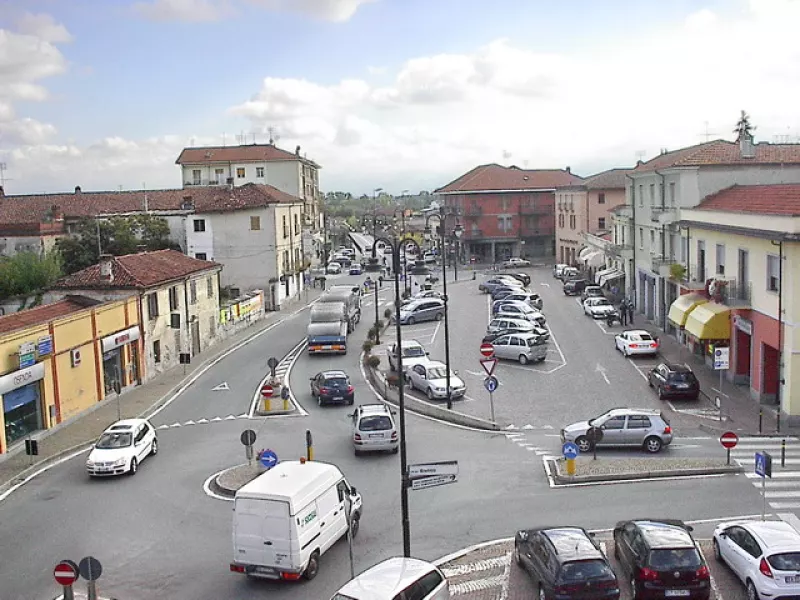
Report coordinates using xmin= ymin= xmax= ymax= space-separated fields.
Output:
xmin=555 ymin=168 xmax=630 ymax=268
xmin=50 ymin=250 xmax=222 ymax=379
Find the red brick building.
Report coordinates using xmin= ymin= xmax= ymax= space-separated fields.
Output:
xmin=434 ymin=164 xmax=583 ymax=261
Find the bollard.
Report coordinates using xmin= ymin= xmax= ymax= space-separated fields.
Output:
xmin=782 ymin=439 xmax=787 ymax=468
xmin=263 ymin=396 xmax=271 ymax=412
xmin=282 ymin=386 xmax=290 ymax=411
xmin=759 ymin=408 xmax=763 ymax=434
xmin=777 ymin=412 xmax=781 ymax=433
xmin=566 ymin=458 xmax=576 ymax=476
xmin=306 ymin=429 xmax=314 ymax=461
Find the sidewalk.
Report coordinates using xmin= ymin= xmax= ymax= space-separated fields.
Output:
xmin=647 ymin=325 xmax=795 ymax=437
xmin=0 ymin=288 xmax=323 ymax=493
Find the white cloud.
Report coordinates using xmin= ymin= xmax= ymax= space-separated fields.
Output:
xmin=14 ymin=12 xmax=74 ymax=43
xmin=132 ymin=0 xmax=235 ymax=22
xmin=244 ymin=0 xmax=376 ymax=22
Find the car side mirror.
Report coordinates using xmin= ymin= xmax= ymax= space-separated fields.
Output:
xmin=425 ymin=352 xmax=430 ymax=356
xmin=347 ymin=412 xmax=354 ymax=418
xmin=350 ymin=486 xmax=358 ymax=495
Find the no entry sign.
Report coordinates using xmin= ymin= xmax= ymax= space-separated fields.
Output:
xmin=720 ymin=431 xmax=739 ymax=449
xmin=260 ymin=384 xmax=274 ymax=398
xmin=479 ymin=343 xmax=494 ymax=358
xmin=54 ymin=560 xmax=79 ymax=586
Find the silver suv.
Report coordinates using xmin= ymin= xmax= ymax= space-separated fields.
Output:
xmin=561 ymin=408 xmax=673 ymax=454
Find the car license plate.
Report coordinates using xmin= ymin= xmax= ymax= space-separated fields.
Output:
xmin=677 ymin=383 xmax=689 ymax=389
xmin=786 ymin=576 xmax=800 ymax=584
xmin=369 ymin=434 xmax=382 ymax=439
xmin=665 ymin=590 xmax=690 ymax=597
xmin=322 ymin=345 xmax=332 ymax=350
xmin=334 ymin=396 xmax=343 ymax=401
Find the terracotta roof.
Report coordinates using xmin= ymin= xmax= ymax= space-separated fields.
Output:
xmin=0 ymin=295 xmax=100 ymax=335
xmin=695 ymin=184 xmax=800 ymax=216
xmin=0 ymin=183 xmax=301 ymax=226
xmin=176 ymin=144 xmax=319 ymax=167
xmin=53 ymin=250 xmax=222 ymax=290
xmin=634 ymin=139 xmax=800 ymax=173
xmin=435 ymin=164 xmax=583 ymax=194
xmin=582 ymin=168 xmax=634 ymax=190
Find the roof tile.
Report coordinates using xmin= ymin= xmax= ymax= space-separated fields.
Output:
xmin=695 ymin=184 xmax=800 ymax=216
xmin=176 ymin=144 xmax=319 ymax=167
xmin=0 ymin=295 xmax=101 ymax=335
xmin=634 ymin=140 xmax=800 ymax=173
xmin=435 ymin=164 xmax=583 ymax=193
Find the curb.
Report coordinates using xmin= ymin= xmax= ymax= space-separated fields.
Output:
xmin=546 ymin=457 xmax=743 ymax=485
xmin=209 ymin=473 xmax=236 ymax=499
xmin=698 ymin=422 xmax=798 ymax=438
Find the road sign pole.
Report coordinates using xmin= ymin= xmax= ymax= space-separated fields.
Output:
xmin=727 ymin=448 xmax=730 ymax=466
xmin=489 ymin=390 xmax=495 ymax=422
xmin=87 ymin=580 xmax=97 ymax=600
xmin=762 ymin=475 xmax=766 ymax=521
xmin=63 ymin=586 xmax=75 ymax=600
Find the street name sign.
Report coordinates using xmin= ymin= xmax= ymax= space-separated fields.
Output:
xmin=410 ymin=474 xmax=457 ymax=490
xmin=408 ymin=460 xmax=458 ymax=479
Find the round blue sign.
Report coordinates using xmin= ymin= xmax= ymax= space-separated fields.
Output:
xmin=259 ymin=449 xmax=279 ymax=469
xmin=484 ymin=376 xmax=499 ymax=393
xmin=562 ymin=442 xmax=579 ymax=460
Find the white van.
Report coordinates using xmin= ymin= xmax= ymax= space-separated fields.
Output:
xmin=230 ymin=460 xmax=362 ymax=581
xmin=331 ymin=557 xmax=450 ymax=600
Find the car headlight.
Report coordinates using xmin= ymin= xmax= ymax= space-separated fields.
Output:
xmin=114 ymin=458 xmax=127 ymax=466
xmin=434 ymin=387 xmax=445 ymax=393
xmin=86 ymin=459 xmax=94 ymax=466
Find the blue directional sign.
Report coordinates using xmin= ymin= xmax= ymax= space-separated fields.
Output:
xmin=755 ymin=451 xmax=772 ymax=478
xmin=562 ymin=442 xmax=579 ymax=460
xmin=259 ymin=449 xmax=279 ymax=470
xmin=483 ymin=376 xmax=499 ymax=393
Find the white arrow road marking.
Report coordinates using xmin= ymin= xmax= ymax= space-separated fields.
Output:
xmin=595 ymin=363 xmax=610 ymax=385
xmin=211 ymin=382 xmax=230 ymax=391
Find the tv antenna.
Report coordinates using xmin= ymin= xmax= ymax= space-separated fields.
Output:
xmin=268 ymin=126 xmax=282 ymax=145
xmin=698 ymin=121 xmax=717 ymax=142
xmin=635 ymin=150 xmax=647 ymax=163
xmin=0 ymin=162 xmax=13 ymax=188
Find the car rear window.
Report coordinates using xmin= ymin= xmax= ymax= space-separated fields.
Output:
xmin=558 ymin=559 xmax=614 ymax=582
xmin=403 ymin=347 xmax=425 ymax=357
xmin=631 ymin=333 xmax=653 ymax=341
xmin=668 ymin=372 xmax=696 ymax=383
xmin=359 ymin=415 xmax=393 ymax=431
xmin=325 ymin=377 xmax=348 ymax=386
xmin=526 ymin=337 xmax=544 ymax=347
xmin=768 ymin=553 xmax=800 ymax=571
xmin=648 ymin=548 xmax=702 ymax=569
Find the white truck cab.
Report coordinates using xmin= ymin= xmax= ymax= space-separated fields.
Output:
xmin=230 ymin=460 xmax=362 ymax=581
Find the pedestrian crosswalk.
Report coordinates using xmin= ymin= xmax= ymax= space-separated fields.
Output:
xmin=733 ymin=436 xmax=800 ymax=510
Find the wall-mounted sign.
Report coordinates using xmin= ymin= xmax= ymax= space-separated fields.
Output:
xmin=37 ymin=335 xmax=53 ymax=357
xmin=101 ymin=326 xmax=141 ymax=353
xmin=19 ymin=341 xmax=36 ymax=369
xmin=733 ymin=315 xmax=753 ymax=336
xmin=0 ymin=362 xmax=45 ymax=395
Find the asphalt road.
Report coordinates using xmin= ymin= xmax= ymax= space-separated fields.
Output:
xmin=0 ymin=267 xmax=791 ymax=600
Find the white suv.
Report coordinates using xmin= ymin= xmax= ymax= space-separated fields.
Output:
xmin=714 ymin=520 xmax=800 ymax=600
xmin=351 ymin=404 xmax=398 ymax=455
xmin=387 ymin=339 xmax=430 ymax=373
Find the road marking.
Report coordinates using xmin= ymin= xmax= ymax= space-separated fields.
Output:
xmin=450 ymin=574 xmax=507 ymax=595
xmin=202 ymin=469 xmax=234 ymax=502
xmin=540 ymin=282 xmax=550 ymax=287
xmin=248 ymin=338 xmax=309 ymax=418
xmin=442 ymin=555 xmax=511 ymax=577
xmin=596 ymin=363 xmax=610 ymax=385
xmin=430 ymin=320 xmax=442 ymax=344
xmin=211 ymin=382 xmax=230 ymax=391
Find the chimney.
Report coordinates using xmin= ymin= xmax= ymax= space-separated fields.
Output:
xmin=181 ymin=195 xmax=194 ymax=210
xmin=0 ymin=185 xmax=4 ymax=198
xmin=740 ymin=132 xmax=756 ymax=159
xmin=636 ymin=159 xmax=644 ymax=166
xmin=99 ymin=254 xmax=114 ymax=283
xmin=75 ymin=186 xmax=81 ymax=194
xmin=565 ymin=166 xmax=571 ymax=174
xmin=51 ymin=204 xmax=64 ymax=221
xmin=295 ymin=145 xmax=301 ymax=156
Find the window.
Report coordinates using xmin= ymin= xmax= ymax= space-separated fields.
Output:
xmin=147 ymin=293 xmax=159 ymax=319
xmin=627 ymin=415 xmax=652 ymax=429
xmin=195 ymin=252 xmax=207 ymax=260
xmin=716 ymin=244 xmax=725 ymax=275
xmin=598 ymin=217 xmax=606 ymax=229
xmin=207 ymin=276 xmax=214 ymax=297
xmin=697 ymin=240 xmax=706 ymax=280
xmin=738 ymin=249 xmax=749 ymax=285
xmin=497 ymin=215 xmax=513 ymax=232
xmin=283 ymin=215 xmax=288 ymax=238
xmin=558 ymin=214 xmax=565 ymax=228
xmin=638 ymin=185 xmax=644 ymax=207
xmin=153 ymin=340 xmax=161 ymax=364
xmin=192 ymin=169 xmax=201 ymax=185
xmin=649 ymin=184 xmax=655 ymax=204
xmin=169 ymin=286 xmax=179 ymax=311
xmin=193 ymin=219 xmax=206 ymax=232
xmin=649 ymin=229 xmax=655 ymax=250
xmin=208 ymin=315 xmax=215 ymax=337
xmin=569 ymin=214 xmax=576 ymax=229
xmin=256 ymin=166 xmax=264 ymax=178
xmin=669 ymin=182 xmax=676 ymax=205
xmin=250 ymin=216 xmax=261 ymax=231
xmin=190 ymin=280 xmax=197 ymax=304
xmin=603 ymin=416 xmax=626 ymax=429
xmin=294 ymin=213 xmax=299 ymax=234
xmin=214 ymin=168 xmax=224 ymax=183
xmin=236 ymin=167 xmax=245 ymax=178
xmin=598 ymin=192 xmax=605 ymax=204
xmin=638 ymin=228 xmax=644 ymax=250
xmin=500 ymin=197 xmax=510 ymax=211
xmin=767 ymin=254 xmax=780 ymax=292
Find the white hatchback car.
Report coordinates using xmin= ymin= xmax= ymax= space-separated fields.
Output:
xmin=387 ymin=339 xmax=430 ymax=373
xmin=351 ymin=404 xmax=398 ymax=455
xmin=713 ymin=520 xmax=800 ymax=600
xmin=615 ymin=329 xmax=660 ymax=357
xmin=331 ymin=557 xmax=449 ymax=600
xmin=583 ymin=297 xmax=616 ymax=319
xmin=86 ymin=418 xmax=157 ymax=476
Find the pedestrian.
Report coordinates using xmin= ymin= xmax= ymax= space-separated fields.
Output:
xmin=619 ymin=302 xmax=628 ymax=326
xmin=627 ymin=298 xmax=635 ymax=325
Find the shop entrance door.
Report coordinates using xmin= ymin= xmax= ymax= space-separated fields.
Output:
xmin=3 ymin=383 xmax=43 ymax=445
xmin=103 ymin=350 xmax=122 ymax=395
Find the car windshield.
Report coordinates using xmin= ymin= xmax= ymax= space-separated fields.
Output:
xmin=324 ymin=377 xmax=348 ymax=386
xmin=96 ymin=432 xmax=132 ymax=448
xmin=427 ymin=367 xmax=453 ymax=379
xmin=591 ymin=299 xmax=611 ymax=306
xmin=768 ymin=552 xmax=800 ymax=571
xmin=648 ymin=548 xmax=702 ymax=570
xmin=359 ymin=415 xmax=393 ymax=431
xmin=558 ymin=559 xmax=614 ymax=582
xmin=403 ymin=346 xmax=425 ymax=357
xmin=588 ymin=412 xmax=613 ymax=426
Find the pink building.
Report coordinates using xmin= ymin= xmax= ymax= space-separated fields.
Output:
xmin=555 ymin=168 xmax=631 ymax=266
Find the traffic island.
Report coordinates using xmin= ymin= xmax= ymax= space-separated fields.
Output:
xmin=546 ymin=456 xmax=743 ymax=485
xmin=209 ymin=463 xmax=263 ymax=498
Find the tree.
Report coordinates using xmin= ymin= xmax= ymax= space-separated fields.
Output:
xmin=0 ymin=252 xmax=63 ymax=302
xmin=56 ymin=215 xmax=177 ymax=274
xmin=734 ymin=110 xmax=756 ymax=141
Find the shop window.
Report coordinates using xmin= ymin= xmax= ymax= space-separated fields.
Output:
xmin=207 ymin=277 xmax=214 ymax=297
xmin=169 ymin=286 xmax=179 ymax=311
xmin=190 ymin=280 xmax=197 ymax=304
xmin=3 ymin=381 xmax=44 ymax=444
xmin=147 ymin=293 xmax=159 ymax=320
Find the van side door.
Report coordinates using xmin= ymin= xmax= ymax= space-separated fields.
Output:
xmin=317 ymin=486 xmax=347 ymax=553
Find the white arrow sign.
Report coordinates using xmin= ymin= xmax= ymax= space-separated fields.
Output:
xmin=410 ymin=474 xmax=457 ymax=490
xmin=408 ymin=460 xmax=459 ymax=479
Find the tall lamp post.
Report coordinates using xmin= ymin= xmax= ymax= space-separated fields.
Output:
xmin=363 ymin=211 xmax=386 ymax=345
xmin=453 ymin=224 xmax=463 ymax=280
xmin=374 ymin=233 xmax=421 ymax=558
xmin=423 ymin=209 xmax=458 ymax=410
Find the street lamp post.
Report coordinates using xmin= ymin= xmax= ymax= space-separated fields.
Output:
xmin=375 ymin=233 xmax=420 ymax=558
xmin=453 ymin=224 xmax=463 ymax=281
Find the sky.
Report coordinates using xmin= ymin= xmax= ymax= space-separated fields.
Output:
xmin=1 ymin=0 xmax=799 ymax=197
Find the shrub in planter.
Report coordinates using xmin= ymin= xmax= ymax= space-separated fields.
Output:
xmin=367 ymin=326 xmax=378 ymax=340
xmin=363 ymin=340 xmax=375 ymax=353
xmin=366 ymin=355 xmax=381 ymax=369
xmin=384 ymin=308 xmax=393 ymax=320
xmin=386 ymin=373 xmax=402 ymax=388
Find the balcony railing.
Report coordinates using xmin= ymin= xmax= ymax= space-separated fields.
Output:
xmin=185 ymin=179 xmax=230 ymax=187
xmin=464 ymin=206 xmax=483 ymax=217
xmin=519 ymin=205 xmax=550 ymax=215
xmin=650 ymin=205 xmax=677 ymax=222
xmin=716 ymin=278 xmax=752 ymax=306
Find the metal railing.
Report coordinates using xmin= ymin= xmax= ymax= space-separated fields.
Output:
xmin=715 ymin=278 xmax=752 ymax=306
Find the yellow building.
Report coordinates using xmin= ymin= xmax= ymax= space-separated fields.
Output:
xmin=0 ymin=295 xmax=141 ymax=453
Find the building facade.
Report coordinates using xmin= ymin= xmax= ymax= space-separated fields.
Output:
xmin=665 ymin=184 xmax=800 ymax=419
xmin=50 ymin=250 xmax=222 ymax=379
xmin=435 ymin=164 xmax=583 ymax=261
xmin=0 ymin=295 xmax=141 ymax=453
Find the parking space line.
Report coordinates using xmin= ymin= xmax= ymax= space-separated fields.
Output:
xmin=430 ymin=320 xmax=441 ymax=344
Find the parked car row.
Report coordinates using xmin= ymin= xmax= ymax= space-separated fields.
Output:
xmin=386 ymin=337 xmax=468 ymax=401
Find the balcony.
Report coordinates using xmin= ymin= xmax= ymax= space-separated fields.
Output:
xmin=519 ymin=205 xmax=550 ymax=215
xmin=650 ymin=205 xmax=677 ymax=223
xmin=714 ymin=278 xmax=752 ymax=307
xmin=464 ymin=205 xmax=483 ymax=217
xmin=184 ymin=179 xmax=229 ymax=187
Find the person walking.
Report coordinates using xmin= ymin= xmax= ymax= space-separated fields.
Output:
xmin=627 ymin=298 xmax=635 ymax=325
xmin=619 ymin=301 xmax=628 ymax=326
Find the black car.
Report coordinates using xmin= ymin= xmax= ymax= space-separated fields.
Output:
xmin=310 ymin=370 xmax=355 ymax=406
xmin=648 ymin=363 xmax=700 ymax=401
xmin=613 ymin=519 xmax=710 ymax=600
xmin=515 ymin=527 xmax=619 ymax=600
xmin=508 ymin=272 xmax=531 ymax=286
xmin=563 ymin=279 xmax=589 ymax=296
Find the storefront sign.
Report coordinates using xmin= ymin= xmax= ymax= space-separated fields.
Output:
xmin=37 ymin=335 xmax=53 ymax=357
xmin=0 ymin=362 xmax=46 ymax=395
xmin=19 ymin=341 xmax=36 ymax=369
xmin=733 ymin=315 xmax=753 ymax=336
xmin=101 ymin=326 xmax=141 ymax=353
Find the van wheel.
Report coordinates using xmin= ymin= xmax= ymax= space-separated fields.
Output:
xmin=350 ymin=515 xmax=360 ymax=538
xmin=304 ymin=552 xmax=319 ymax=580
